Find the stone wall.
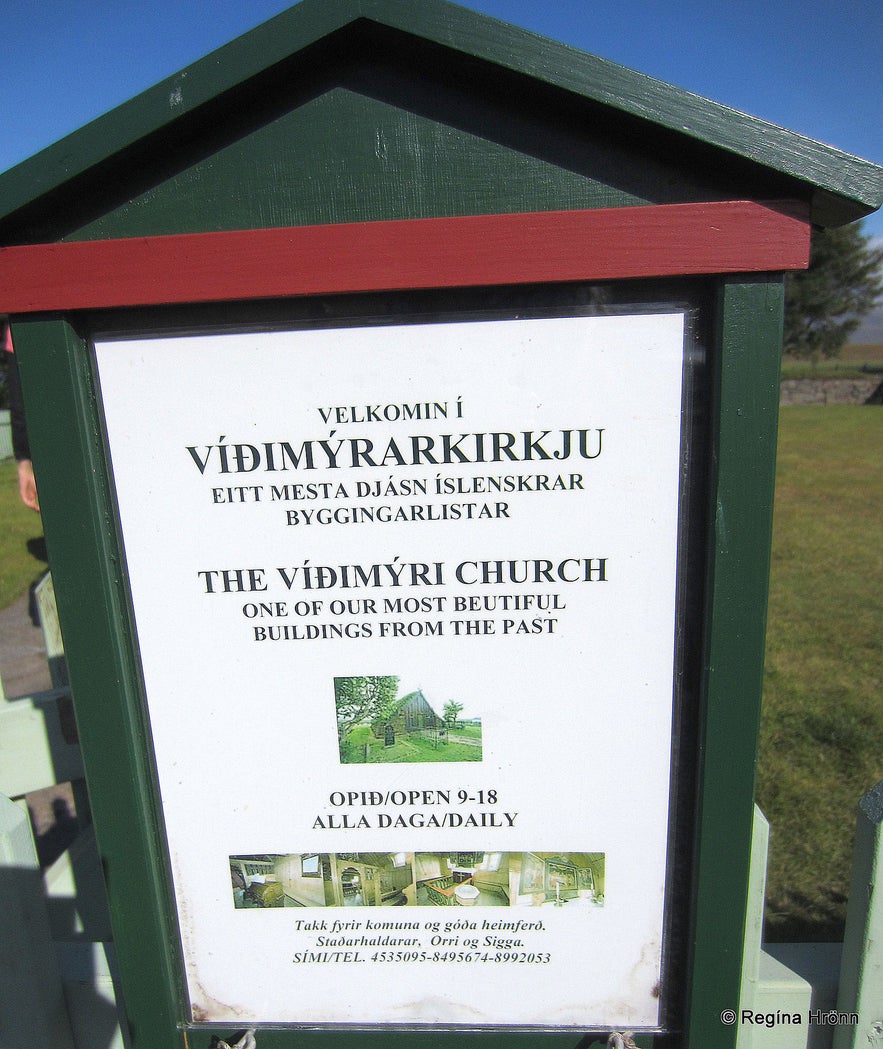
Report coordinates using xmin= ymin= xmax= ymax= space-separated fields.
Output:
xmin=779 ymin=377 xmax=882 ymax=406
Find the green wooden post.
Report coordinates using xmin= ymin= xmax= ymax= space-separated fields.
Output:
xmin=685 ymin=278 xmax=784 ymax=1046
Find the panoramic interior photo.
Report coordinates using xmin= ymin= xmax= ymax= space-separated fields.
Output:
xmin=513 ymin=853 xmax=605 ymax=907
xmin=414 ymin=851 xmax=510 ymax=906
xmin=230 ymin=852 xmax=416 ymax=908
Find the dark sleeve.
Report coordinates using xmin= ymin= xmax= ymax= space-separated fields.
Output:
xmin=6 ymin=350 xmax=31 ymax=461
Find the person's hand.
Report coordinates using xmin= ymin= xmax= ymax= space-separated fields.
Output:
xmin=17 ymin=459 xmax=39 ymax=512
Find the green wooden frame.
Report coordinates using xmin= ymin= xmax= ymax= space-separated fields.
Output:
xmin=4 ymin=1 xmax=877 ymax=1044
xmin=12 ymin=267 xmax=783 ymax=1049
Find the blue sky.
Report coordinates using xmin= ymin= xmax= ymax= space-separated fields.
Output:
xmin=1 ymin=0 xmax=881 ymax=236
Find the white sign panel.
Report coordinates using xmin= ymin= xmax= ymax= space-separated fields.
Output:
xmin=94 ymin=312 xmax=685 ymax=1029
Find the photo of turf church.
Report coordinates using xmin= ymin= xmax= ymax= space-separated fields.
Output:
xmin=374 ymin=689 xmax=440 ymax=743
xmin=335 ymin=676 xmax=483 ymax=763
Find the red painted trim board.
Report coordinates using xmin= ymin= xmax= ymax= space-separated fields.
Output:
xmin=0 ymin=201 xmax=809 ymax=313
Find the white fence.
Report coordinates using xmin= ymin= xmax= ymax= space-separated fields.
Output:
xmin=0 ymin=575 xmax=124 ymax=1049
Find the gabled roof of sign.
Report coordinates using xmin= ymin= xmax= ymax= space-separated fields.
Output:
xmin=0 ymin=0 xmax=880 ymax=230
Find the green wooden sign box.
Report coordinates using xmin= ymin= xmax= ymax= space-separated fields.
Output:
xmin=1 ymin=2 xmax=880 ymax=1046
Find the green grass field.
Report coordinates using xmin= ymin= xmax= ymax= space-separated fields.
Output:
xmin=0 ymin=458 xmax=48 ymax=608
xmin=339 ymin=724 xmax=483 ymax=763
xmin=758 ymin=405 xmax=882 ymax=940
xmin=780 ymin=342 xmax=883 ymax=380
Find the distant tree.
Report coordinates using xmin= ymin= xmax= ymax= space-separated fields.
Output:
xmin=783 ymin=223 xmax=883 ymax=360
xmin=443 ymin=700 xmax=464 ymax=730
xmin=334 ymin=675 xmax=399 ymax=743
